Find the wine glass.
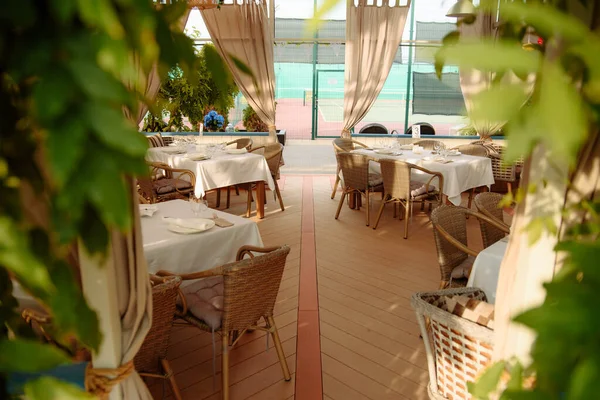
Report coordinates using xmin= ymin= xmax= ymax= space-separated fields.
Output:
xmin=189 ymin=195 xmax=202 ymax=217
xmin=433 ymin=141 xmax=441 ymax=154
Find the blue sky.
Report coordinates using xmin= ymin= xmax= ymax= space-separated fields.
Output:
xmin=186 ymin=0 xmax=459 ymax=39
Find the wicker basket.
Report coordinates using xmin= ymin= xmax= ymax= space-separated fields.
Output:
xmin=411 ymin=287 xmax=494 ymax=400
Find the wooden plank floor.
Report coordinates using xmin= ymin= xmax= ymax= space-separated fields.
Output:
xmin=148 ymin=175 xmax=484 ymax=400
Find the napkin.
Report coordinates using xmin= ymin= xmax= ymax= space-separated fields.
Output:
xmin=213 ymin=216 xmax=234 ymax=228
xmin=410 ymin=185 xmax=433 ymax=197
xmin=139 ymin=205 xmax=158 ymax=217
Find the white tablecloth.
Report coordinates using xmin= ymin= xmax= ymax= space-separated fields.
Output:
xmin=146 ymin=147 xmax=275 ymax=197
xmin=12 ymin=199 xmax=265 ymax=309
xmin=467 ymin=238 xmax=508 ymax=304
xmin=353 ymin=149 xmax=494 ymax=205
xmin=141 ymin=199 xmax=264 ymax=276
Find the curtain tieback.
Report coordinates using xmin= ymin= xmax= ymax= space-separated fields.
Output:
xmin=86 ymin=360 xmax=135 ymax=399
xmin=267 ymin=124 xmax=276 ymax=130
xmin=342 ymin=128 xmax=351 ymax=135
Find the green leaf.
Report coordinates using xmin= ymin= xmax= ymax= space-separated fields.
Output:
xmin=307 ymin=0 xmax=340 ymax=34
xmin=203 ymin=45 xmax=231 ymax=94
xmin=78 ymin=203 xmax=110 ymax=256
xmin=83 ymin=103 xmax=147 ymax=157
xmin=45 ymin=119 xmax=87 ymax=187
xmin=32 ymin=68 xmax=74 ymax=124
xmin=75 ymin=0 xmax=124 ymax=39
xmin=568 ymin=357 xmax=600 ymax=400
xmin=230 ymin=54 xmax=260 ymax=95
xmin=67 ymin=58 xmax=130 ymax=105
xmin=24 ymin=376 xmax=95 ymax=400
xmin=468 ymin=361 xmax=506 ymax=399
xmin=436 ymin=40 xmax=541 ymax=75
xmin=506 ymin=361 xmax=524 ymax=391
xmin=0 ymin=339 xmax=69 ymax=373
xmin=50 ymin=0 xmax=77 ymax=24
xmin=524 ymin=217 xmax=545 ymax=246
xmin=48 ymin=261 xmax=101 ymax=350
xmin=470 ymin=84 xmax=530 ymax=126
xmin=0 ymin=217 xmax=55 ymax=297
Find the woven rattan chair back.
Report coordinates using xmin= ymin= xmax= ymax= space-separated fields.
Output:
xmin=263 ymin=143 xmax=284 ymax=176
xmin=137 ymin=176 xmax=156 ymax=203
xmin=430 ymin=206 xmax=470 ymax=282
xmin=332 ymin=138 xmax=367 ymax=153
xmin=379 ymin=158 xmax=412 ymax=200
xmin=134 ymin=275 xmax=181 ymax=373
xmin=454 ymin=144 xmax=488 ymax=157
xmin=490 ymin=145 xmax=517 ymax=182
xmin=337 ymin=152 xmax=371 ymax=191
xmin=221 ymin=245 xmax=291 ymax=332
xmin=474 ymin=192 xmax=507 ymax=247
xmin=227 ymin=138 xmax=253 ymax=150
xmin=413 ymin=139 xmax=442 ymax=150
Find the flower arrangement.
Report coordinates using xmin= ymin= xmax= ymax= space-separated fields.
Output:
xmin=203 ymin=110 xmax=225 ymax=131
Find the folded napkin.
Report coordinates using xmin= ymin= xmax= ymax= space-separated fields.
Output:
xmin=400 ymin=144 xmax=413 ymax=150
xmin=163 ymin=217 xmax=214 ymax=231
xmin=213 ymin=216 xmax=234 ymax=228
xmin=139 ymin=205 xmax=158 ymax=217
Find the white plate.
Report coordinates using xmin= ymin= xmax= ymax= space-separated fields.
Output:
xmin=162 ymin=147 xmax=186 ymax=154
xmin=225 ymin=148 xmax=247 ymax=154
xmin=374 ymin=149 xmax=394 ymax=155
xmin=166 ymin=218 xmax=215 ymax=234
xmin=188 ymin=153 xmax=210 ymax=161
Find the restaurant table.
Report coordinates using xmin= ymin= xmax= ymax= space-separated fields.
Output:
xmin=352 ymin=148 xmax=494 ymax=206
xmin=146 ymin=146 xmax=275 ymax=218
xmin=467 ymin=237 xmax=508 ymax=304
xmin=141 ymin=199 xmax=264 ymax=278
xmin=12 ymin=199 xmax=265 ymax=308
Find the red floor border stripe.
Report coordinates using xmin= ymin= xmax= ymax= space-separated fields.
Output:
xmin=295 ymin=176 xmax=323 ymax=399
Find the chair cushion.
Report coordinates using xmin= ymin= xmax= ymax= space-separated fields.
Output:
xmin=445 ymin=295 xmax=495 ymax=329
xmin=450 ymin=256 xmax=475 ymax=279
xmin=147 ymin=133 xmax=165 ymax=148
xmin=410 ymin=182 xmax=435 ymax=198
xmin=179 ymin=276 xmax=224 ymax=330
xmin=368 ymin=173 xmax=383 ymax=187
xmin=153 ymin=178 xmax=193 ymax=194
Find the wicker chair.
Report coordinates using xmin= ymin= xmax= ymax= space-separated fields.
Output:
xmin=135 ymin=275 xmax=183 ymax=400
xmin=244 ymin=143 xmax=285 ymax=217
xmin=138 ymin=162 xmax=196 ymax=204
xmin=474 ymin=192 xmax=511 ymax=248
xmin=331 ymin=138 xmax=369 ymax=199
xmin=156 ymin=245 xmax=292 ymax=400
xmin=489 ymin=144 xmax=523 ymax=193
xmin=226 ymin=138 xmax=253 ymax=150
xmin=430 ymin=205 xmax=508 ymax=289
xmin=411 ymin=287 xmax=494 ymax=400
xmin=358 ymin=123 xmax=388 ymax=134
xmin=335 ymin=152 xmax=383 ymax=226
xmin=372 ymin=159 xmax=443 ymax=239
xmin=412 ymin=139 xmax=443 ymax=150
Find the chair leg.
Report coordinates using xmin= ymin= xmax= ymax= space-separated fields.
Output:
xmin=216 ymin=189 xmax=221 ymax=208
xmin=275 ymin=180 xmax=285 ymax=211
xmin=373 ymin=199 xmax=386 ymax=230
xmin=331 ymin=174 xmax=340 ymax=199
xmin=235 ymin=186 xmax=240 ymax=196
xmin=160 ymin=359 xmax=183 ymax=400
xmin=246 ymin=184 xmax=253 ymax=218
xmin=226 ymin=187 xmax=231 ymax=209
xmin=267 ymin=316 xmax=291 ymax=381
xmin=365 ymin=190 xmax=370 ymax=226
xmin=335 ymin=191 xmax=347 ymax=219
xmin=404 ymin=201 xmax=410 ymax=239
xmin=221 ymin=333 xmax=230 ymax=400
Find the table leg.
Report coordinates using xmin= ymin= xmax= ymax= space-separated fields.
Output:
xmin=256 ymin=181 xmax=265 ymax=219
xmin=348 ymin=192 xmax=356 ymax=209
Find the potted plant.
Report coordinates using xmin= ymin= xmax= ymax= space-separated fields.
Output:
xmin=203 ymin=110 xmax=225 ymax=132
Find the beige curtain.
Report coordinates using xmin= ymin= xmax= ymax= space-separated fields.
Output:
xmin=201 ymin=1 xmax=277 ymax=141
xmin=493 ymin=5 xmax=600 ymax=363
xmin=341 ymin=0 xmax=411 ymax=138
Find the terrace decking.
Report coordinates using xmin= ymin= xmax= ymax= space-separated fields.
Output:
xmin=148 ymin=173 xmax=485 ymax=400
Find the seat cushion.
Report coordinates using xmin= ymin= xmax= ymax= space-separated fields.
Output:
xmin=445 ymin=295 xmax=495 ymax=329
xmin=410 ymin=182 xmax=435 ymax=198
xmin=450 ymin=256 xmax=475 ymax=279
xmin=179 ymin=276 xmax=224 ymax=330
xmin=154 ymin=178 xmax=193 ymax=194
xmin=147 ymin=133 xmax=165 ymax=148
xmin=368 ymin=173 xmax=383 ymax=187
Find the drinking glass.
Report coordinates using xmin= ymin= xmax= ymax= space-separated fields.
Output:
xmin=433 ymin=141 xmax=441 ymax=154
xmin=189 ymin=196 xmax=201 ymax=216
